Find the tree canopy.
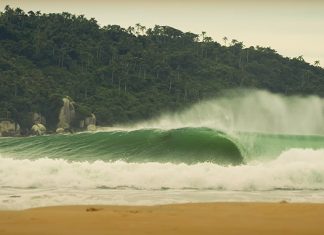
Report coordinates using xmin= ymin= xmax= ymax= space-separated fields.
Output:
xmin=1 ymin=6 xmax=324 ymax=132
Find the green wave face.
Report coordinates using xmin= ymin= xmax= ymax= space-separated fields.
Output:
xmin=239 ymin=133 xmax=324 ymax=161
xmin=0 ymin=128 xmax=244 ymax=165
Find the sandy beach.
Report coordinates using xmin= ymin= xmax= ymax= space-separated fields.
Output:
xmin=0 ymin=202 xmax=324 ymax=235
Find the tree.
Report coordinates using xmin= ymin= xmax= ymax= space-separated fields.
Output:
xmin=296 ymin=55 xmax=305 ymax=62
xmin=231 ymin=39 xmax=239 ymax=46
xmin=135 ymin=23 xmax=143 ymax=36
xmin=1 ymin=7 xmax=324 ymax=133
xmin=314 ymin=60 xmax=320 ymax=66
xmin=201 ymin=31 xmax=206 ymax=42
xmin=127 ymin=26 xmax=135 ymax=35
xmin=223 ymin=36 xmax=228 ymax=46
xmin=140 ymin=25 xmax=146 ymax=35
xmin=203 ymin=36 xmax=213 ymax=43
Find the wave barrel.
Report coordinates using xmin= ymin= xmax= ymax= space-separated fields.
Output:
xmin=0 ymin=128 xmax=244 ymax=165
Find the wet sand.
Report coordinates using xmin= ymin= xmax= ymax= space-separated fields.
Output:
xmin=1 ymin=203 xmax=324 ymax=235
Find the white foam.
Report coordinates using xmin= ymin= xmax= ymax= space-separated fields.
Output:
xmin=1 ymin=148 xmax=324 ymax=209
xmin=1 ymin=149 xmax=324 ymax=191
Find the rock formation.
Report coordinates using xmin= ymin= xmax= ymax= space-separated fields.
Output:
xmin=30 ymin=112 xmax=47 ymax=135
xmin=55 ymin=127 xmax=65 ymax=134
xmin=87 ymin=124 xmax=96 ymax=131
xmin=86 ymin=113 xmax=96 ymax=131
xmin=31 ymin=123 xmax=46 ymax=135
xmin=32 ymin=113 xmax=46 ymax=125
xmin=0 ymin=120 xmax=20 ymax=137
xmin=80 ymin=113 xmax=97 ymax=131
xmin=56 ymin=97 xmax=75 ymax=133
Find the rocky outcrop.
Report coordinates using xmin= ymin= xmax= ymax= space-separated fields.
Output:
xmin=0 ymin=120 xmax=20 ymax=137
xmin=57 ymin=97 xmax=75 ymax=133
xmin=55 ymin=127 xmax=65 ymax=134
xmin=52 ymin=96 xmax=98 ymax=134
xmin=80 ymin=113 xmax=97 ymax=131
xmin=29 ymin=112 xmax=47 ymax=135
xmin=85 ymin=113 xmax=96 ymax=126
xmin=31 ymin=123 xmax=46 ymax=136
xmin=87 ymin=124 xmax=96 ymax=131
xmin=32 ymin=113 xmax=46 ymax=125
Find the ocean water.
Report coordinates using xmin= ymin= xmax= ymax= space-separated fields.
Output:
xmin=1 ymin=90 xmax=324 ymax=210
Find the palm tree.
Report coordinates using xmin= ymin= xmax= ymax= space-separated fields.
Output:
xmin=201 ymin=31 xmax=206 ymax=42
xmin=296 ymin=55 xmax=304 ymax=62
xmin=314 ymin=60 xmax=320 ymax=66
xmin=140 ymin=25 xmax=146 ymax=35
xmin=204 ymin=36 xmax=213 ymax=43
xmin=135 ymin=23 xmax=141 ymax=36
xmin=223 ymin=37 xmax=228 ymax=46
xmin=127 ymin=26 xmax=135 ymax=35
xmin=231 ymin=39 xmax=238 ymax=46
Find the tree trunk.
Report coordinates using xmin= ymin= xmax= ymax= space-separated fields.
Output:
xmin=14 ymin=84 xmax=17 ymax=96
xmin=84 ymin=87 xmax=88 ymax=99
xmin=118 ymin=78 xmax=121 ymax=95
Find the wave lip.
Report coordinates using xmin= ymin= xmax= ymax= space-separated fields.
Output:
xmin=0 ymin=127 xmax=243 ymax=165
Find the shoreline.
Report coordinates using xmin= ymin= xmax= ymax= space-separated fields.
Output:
xmin=1 ymin=202 xmax=324 ymax=235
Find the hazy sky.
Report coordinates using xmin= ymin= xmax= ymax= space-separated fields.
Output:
xmin=1 ymin=0 xmax=323 ymax=65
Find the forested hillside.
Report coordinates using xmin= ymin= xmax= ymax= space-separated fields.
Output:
xmin=1 ymin=6 xmax=323 ymax=131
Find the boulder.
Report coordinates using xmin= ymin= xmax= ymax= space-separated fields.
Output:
xmin=56 ymin=127 xmax=65 ymax=134
xmin=80 ymin=113 xmax=97 ymax=131
xmin=32 ymin=113 xmax=46 ymax=125
xmin=80 ymin=120 xmax=85 ymax=129
xmin=57 ymin=97 xmax=75 ymax=129
xmin=31 ymin=123 xmax=46 ymax=136
xmin=85 ymin=113 xmax=96 ymax=126
xmin=87 ymin=124 xmax=96 ymax=131
xmin=0 ymin=120 xmax=20 ymax=137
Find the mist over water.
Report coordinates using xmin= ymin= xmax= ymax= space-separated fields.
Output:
xmin=116 ymin=90 xmax=324 ymax=135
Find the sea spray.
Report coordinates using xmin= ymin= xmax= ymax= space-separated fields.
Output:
xmin=112 ymin=90 xmax=324 ymax=135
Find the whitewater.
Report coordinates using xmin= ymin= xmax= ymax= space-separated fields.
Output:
xmin=1 ymin=90 xmax=324 ymax=210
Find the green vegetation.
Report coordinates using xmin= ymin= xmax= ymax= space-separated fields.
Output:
xmin=1 ymin=6 xmax=324 ymax=132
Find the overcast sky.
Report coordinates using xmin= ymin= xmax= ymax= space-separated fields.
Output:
xmin=1 ymin=0 xmax=323 ymax=66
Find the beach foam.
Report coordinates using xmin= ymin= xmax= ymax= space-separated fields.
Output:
xmin=1 ymin=149 xmax=324 ymax=191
